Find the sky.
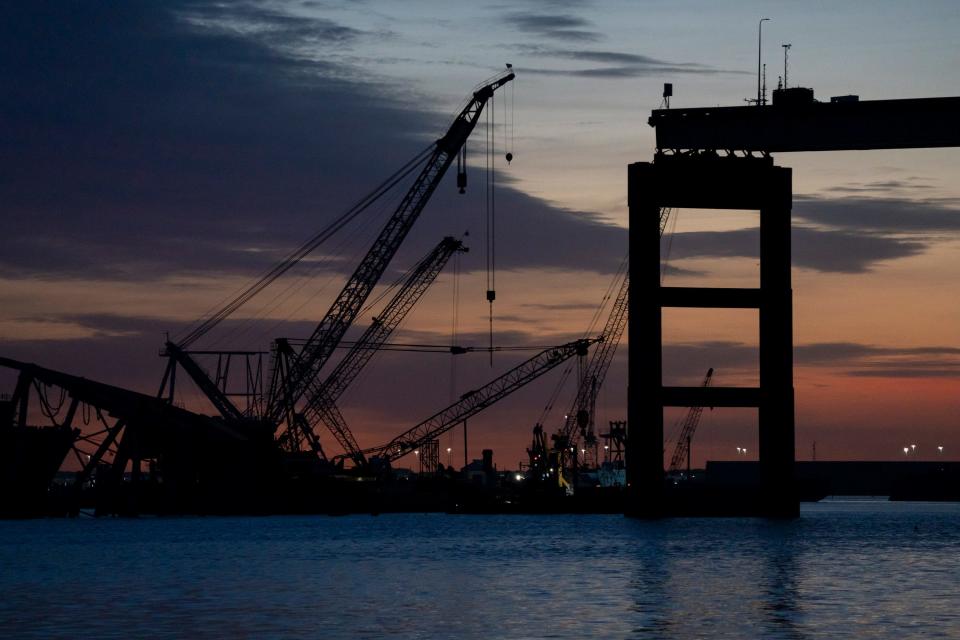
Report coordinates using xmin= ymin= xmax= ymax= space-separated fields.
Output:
xmin=2 ymin=0 xmax=959 ymax=469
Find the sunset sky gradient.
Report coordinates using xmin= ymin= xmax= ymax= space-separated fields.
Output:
xmin=2 ymin=1 xmax=959 ymax=468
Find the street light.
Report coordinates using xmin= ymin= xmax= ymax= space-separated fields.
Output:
xmin=903 ymin=447 xmax=910 ymax=456
xmin=758 ymin=18 xmax=771 ymax=105
xmin=938 ymin=445 xmax=944 ymax=455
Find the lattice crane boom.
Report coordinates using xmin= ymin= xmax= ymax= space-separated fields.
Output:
xmin=300 ymin=236 xmax=467 ymax=464
xmin=667 ymin=367 xmax=714 ymax=473
xmin=267 ymin=70 xmax=514 ymax=426
xmin=558 ymin=207 xmax=672 ymax=446
xmin=355 ymin=338 xmax=596 ymax=464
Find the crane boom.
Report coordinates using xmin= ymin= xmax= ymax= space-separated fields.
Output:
xmin=358 ymin=338 xmax=596 ymax=464
xmin=267 ymin=70 xmax=514 ymax=425
xmin=300 ymin=236 xmax=467 ymax=464
xmin=558 ymin=207 xmax=672 ymax=446
xmin=667 ymin=368 xmax=714 ymax=473
xmin=161 ymin=342 xmax=245 ymax=421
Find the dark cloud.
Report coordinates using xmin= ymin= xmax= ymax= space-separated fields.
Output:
xmin=0 ymin=1 xmax=435 ymax=280
xmin=846 ymin=367 xmax=960 ymax=378
xmin=666 ymin=226 xmax=924 ymax=273
xmin=661 ymin=264 xmax=705 ymax=278
xmin=182 ymin=3 xmax=369 ymax=47
xmin=665 ymin=194 xmax=960 ymax=273
xmin=797 ymin=343 xmax=960 ymax=378
xmin=505 ymin=12 xmax=602 ymax=42
xmin=561 ymin=50 xmax=689 ymax=65
xmin=796 ymin=342 xmax=960 ymax=364
xmin=0 ymin=1 xmax=628 ymax=285
xmin=514 ymin=44 xmax=747 ymax=78
xmin=660 ymin=340 xmax=960 ymax=380
xmin=824 ymin=179 xmax=935 ymax=194
xmin=524 ymin=65 xmax=741 ymax=79
xmin=519 ymin=302 xmax=603 ymax=312
xmin=795 ymin=195 xmax=960 ymax=234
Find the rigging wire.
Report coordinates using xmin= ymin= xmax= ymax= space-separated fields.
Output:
xmin=234 ymin=181 xmax=412 ymax=351
xmin=533 ymin=255 xmax=628 ymax=430
xmin=174 ymin=143 xmax=435 ymax=348
xmin=209 ymin=180 xmax=409 ymax=351
xmin=485 ymin=93 xmax=497 ymax=366
xmin=661 ymin=208 xmax=681 ymax=284
xmin=281 ymin=339 xmax=559 ymax=353
xmin=449 ymin=246 xmax=461 ymax=404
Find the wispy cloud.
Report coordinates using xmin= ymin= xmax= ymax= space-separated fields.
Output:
xmin=662 ymin=340 xmax=960 ymax=380
xmin=515 ymin=45 xmax=748 ymax=78
xmin=506 ymin=12 xmax=602 ymax=42
xmin=666 ymin=226 xmax=924 ymax=273
xmin=795 ymin=194 xmax=960 ymax=234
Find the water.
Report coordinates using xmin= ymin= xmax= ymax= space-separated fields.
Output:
xmin=1 ymin=500 xmax=959 ymax=639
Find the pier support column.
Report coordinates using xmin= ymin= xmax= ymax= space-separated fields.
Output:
xmin=626 ymin=162 xmax=664 ymax=518
xmin=626 ymin=155 xmax=797 ymax=518
xmin=759 ymin=168 xmax=797 ymax=517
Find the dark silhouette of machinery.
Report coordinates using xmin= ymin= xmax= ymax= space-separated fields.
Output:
xmin=158 ymin=69 xmax=514 ymax=466
xmin=667 ymin=368 xmax=713 ymax=476
xmin=352 ymin=338 xmax=596 ymax=468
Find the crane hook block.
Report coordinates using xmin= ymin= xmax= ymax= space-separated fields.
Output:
xmin=505 ymin=152 xmax=513 ymax=164
xmin=486 ymin=289 xmax=496 ymax=302
xmin=457 ymin=170 xmax=467 ymax=194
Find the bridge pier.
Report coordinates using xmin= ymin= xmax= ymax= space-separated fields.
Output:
xmin=627 ymin=155 xmax=797 ymax=517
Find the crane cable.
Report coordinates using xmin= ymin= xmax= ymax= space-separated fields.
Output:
xmin=448 ymin=250 xmax=461 ymax=460
xmin=210 ymin=178 xmax=408 ymax=351
xmin=485 ymin=93 xmax=496 ymax=366
xmin=449 ymin=246 xmax=461 ymax=403
xmin=174 ymin=143 xmax=435 ymax=348
xmin=533 ymin=255 xmax=627 ymax=430
xmin=661 ymin=208 xmax=681 ymax=284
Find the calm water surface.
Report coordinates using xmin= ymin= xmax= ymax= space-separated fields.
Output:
xmin=1 ymin=500 xmax=959 ymax=639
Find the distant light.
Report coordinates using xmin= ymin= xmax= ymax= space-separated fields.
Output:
xmin=414 ymin=450 xmax=419 ymax=456
xmin=581 ymin=449 xmax=586 ymax=455
xmin=515 ymin=473 xmax=523 ymax=481
xmin=903 ymin=447 xmax=910 ymax=456
xmin=938 ymin=446 xmax=944 ymax=454
xmin=604 ymin=445 xmax=609 ymax=450
xmin=911 ymin=444 xmax=917 ymax=452
xmin=446 ymin=447 xmax=452 ymax=453
xmin=549 ymin=468 xmax=554 ymax=473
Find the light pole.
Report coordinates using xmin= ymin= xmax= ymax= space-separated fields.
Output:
xmin=758 ymin=18 xmax=771 ymax=105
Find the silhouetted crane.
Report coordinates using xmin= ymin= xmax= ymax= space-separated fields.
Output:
xmin=667 ymin=368 xmax=713 ymax=475
xmin=296 ymin=237 xmax=468 ymax=466
xmin=267 ymin=69 xmax=515 ymax=443
xmin=352 ymin=338 xmax=596 ymax=467
xmin=552 ymin=207 xmax=673 ymax=469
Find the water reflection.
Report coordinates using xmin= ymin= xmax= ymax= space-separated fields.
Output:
xmin=626 ymin=522 xmax=674 ymax=637
xmin=1 ymin=504 xmax=959 ymax=639
xmin=758 ymin=521 xmax=807 ymax=639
